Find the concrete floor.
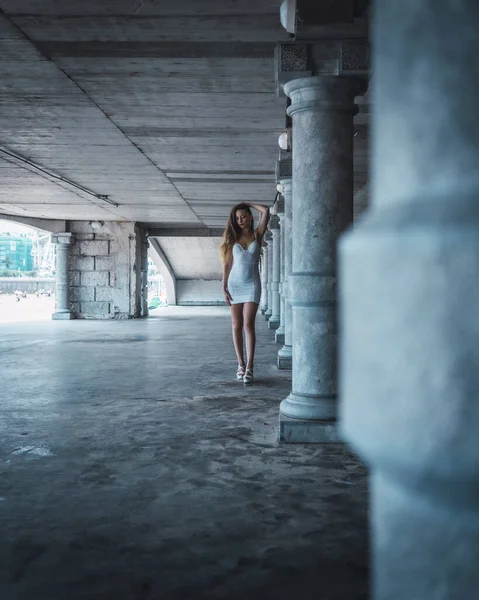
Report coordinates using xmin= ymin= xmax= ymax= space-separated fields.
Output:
xmin=0 ymin=306 xmax=369 ymax=600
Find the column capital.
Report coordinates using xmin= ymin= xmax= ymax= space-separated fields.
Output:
xmin=285 ymin=75 xmax=367 ymax=116
xmin=275 ymin=43 xmax=313 ymax=96
xmin=264 ymin=230 xmax=273 ymax=242
xmin=269 ymin=215 xmax=280 ymax=230
xmin=278 ymin=177 xmax=292 ymax=197
xmin=276 ymin=196 xmax=285 ymax=218
xmin=51 ymin=232 xmax=75 ymax=246
xmin=275 ymin=39 xmax=370 ymax=96
xmin=276 ymin=158 xmax=292 ymax=180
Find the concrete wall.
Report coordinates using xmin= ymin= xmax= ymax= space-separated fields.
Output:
xmin=0 ymin=277 xmax=54 ymax=294
xmin=176 ymin=279 xmax=224 ymax=305
xmin=151 ymin=236 xmax=224 ymax=305
xmin=68 ymin=221 xmax=148 ymax=319
xmin=158 ymin=237 xmax=222 ymax=280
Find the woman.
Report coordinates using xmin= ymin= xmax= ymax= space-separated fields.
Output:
xmin=220 ymin=202 xmax=270 ymax=384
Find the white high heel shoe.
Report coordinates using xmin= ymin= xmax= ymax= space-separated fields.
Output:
xmin=243 ymin=368 xmax=254 ymax=384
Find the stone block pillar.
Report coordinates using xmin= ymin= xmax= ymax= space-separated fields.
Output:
xmin=277 ymin=178 xmax=293 ymax=369
xmin=279 ymin=75 xmax=363 ymax=442
xmin=340 ymin=1 xmax=479 ymax=598
xmin=264 ymin=230 xmax=273 ymax=320
xmin=68 ymin=221 xmax=148 ymax=319
xmin=268 ymin=215 xmax=281 ymax=330
xmin=52 ymin=232 xmax=75 ymax=320
xmin=275 ymin=195 xmax=286 ymax=344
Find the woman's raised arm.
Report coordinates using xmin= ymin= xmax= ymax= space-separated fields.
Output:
xmin=247 ymin=203 xmax=270 ymax=240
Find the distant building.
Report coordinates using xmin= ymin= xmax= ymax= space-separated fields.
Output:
xmin=0 ymin=234 xmax=33 ymax=272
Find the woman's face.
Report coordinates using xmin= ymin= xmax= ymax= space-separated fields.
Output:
xmin=235 ymin=210 xmax=251 ymax=230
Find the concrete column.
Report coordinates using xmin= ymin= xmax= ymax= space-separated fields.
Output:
xmin=275 ymin=196 xmax=286 ymax=344
xmin=260 ymin=241 xmax=269 ymax=314
xmin=279 ymin=75 xmax=363 ymax=442
xmin=67 ymin=221 xmax=147 ymax=319
xmin=277 ymin=178 xmax=293 ymax=369
xmin=268 ymin=215 xmax=281 ymax=330
xmin=340 ymin=2 xmax=479 ymax=598
xmin=51 ymin=232 xmax=74 ymax=320
xmin=264 ymin=230 xmax=273 ymax=320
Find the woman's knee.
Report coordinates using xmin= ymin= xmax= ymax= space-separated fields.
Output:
xmin=232 ymin=320 xmax=243 ymax=332
xmin=244 ymin=320 xmax=255 ymax=333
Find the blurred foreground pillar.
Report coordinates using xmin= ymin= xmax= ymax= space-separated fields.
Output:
xmin=340 ymin=1 xmax=479 ymax=598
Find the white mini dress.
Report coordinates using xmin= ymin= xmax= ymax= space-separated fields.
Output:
xmin=227 ymin=238 xmax=262 ymax=305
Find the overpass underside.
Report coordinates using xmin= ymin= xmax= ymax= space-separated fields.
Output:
xmin=2 ymin=0 xmax=478 ymax=598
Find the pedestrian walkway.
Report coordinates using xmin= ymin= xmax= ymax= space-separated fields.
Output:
xmin=0 ymin=307 xmax=368 ymax=600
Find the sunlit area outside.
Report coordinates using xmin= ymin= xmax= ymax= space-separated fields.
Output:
xmin=147 ymin=256 xmax=167 ymax=312
xmin=0 ymin=221 xmax=165 ymax=323
xmin=0 ymin=221 xmax=55 ymax=323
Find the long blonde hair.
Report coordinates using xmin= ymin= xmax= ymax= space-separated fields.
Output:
xmin=220 ymin=203 xmax=254 ymax=264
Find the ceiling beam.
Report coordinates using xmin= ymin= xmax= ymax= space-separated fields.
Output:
xmin=148 ymin=227 xmax=224 ymax=238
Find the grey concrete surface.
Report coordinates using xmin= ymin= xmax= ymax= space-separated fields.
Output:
xmin=0 ymin=307 xmax=368 ymax=600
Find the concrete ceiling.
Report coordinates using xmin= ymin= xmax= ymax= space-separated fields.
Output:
xmin=159 ymin=237 xmax=223 ymax=280
xmin=0 ymin=1 xmax=370 ymax=284
xmin=0 ymin=1 xmax=369 ymax=229
xmin=0 ymin=0 xmax=292 ymax=227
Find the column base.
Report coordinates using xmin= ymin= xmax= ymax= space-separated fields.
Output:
xmin=280 ymin=392 xmax=336 ymax=421
xmin=278 ymin=414 xmax=340 ymax=443
xmin=52 ymin=311 xmax=74 ymax=320
xmin=277 ymin=345 xmax=292 ymax=370
xmin=275 ymin=326 xmax=285 ymax=344
xmin=268 ymin=318 xmax=280 ymax=330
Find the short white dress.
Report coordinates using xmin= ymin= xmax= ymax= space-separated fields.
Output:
xmin=227 ymin=238 xmax=261 ymax=305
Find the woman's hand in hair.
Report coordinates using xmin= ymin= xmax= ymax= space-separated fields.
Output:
xmin=245 ymin=202 xmax=269 ymax=214
xmin=248 ymin=203 xmax=270 ymax=239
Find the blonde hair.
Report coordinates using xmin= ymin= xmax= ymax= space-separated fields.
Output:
xmin=220 ymin=203 xmax=254 ymax=264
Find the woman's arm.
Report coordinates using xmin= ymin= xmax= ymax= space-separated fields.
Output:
xmin=222 ymin=254 xmax=233 ymax=305
xmin=247 ymin=203 xmax=270 ymax=240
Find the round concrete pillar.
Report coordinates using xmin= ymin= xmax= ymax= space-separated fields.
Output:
xmin=264 ymin=230 xmax=273 ymax=320
xmin=275 ymin=196 xmax=286 ymax=344
xmin=260 ymin=241 xmax=269 ymax=314
xmin=268 ymin=215 xmax=281 ymax=330
xmin=280 ymin=76 xmax=362 ymax=428
xmin=52 ymin=233 xmax=74 ymax=320
xmin=277 ymin=178 xmax=293 ymax=369
xmin=340 ymin=1 xmax=479 ymax=597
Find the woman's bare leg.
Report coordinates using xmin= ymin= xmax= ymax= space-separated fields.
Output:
xmin=231 ymin=303 xmax=245 ymax=366
xmin=244 ymin=302 xmax=259 ymax=369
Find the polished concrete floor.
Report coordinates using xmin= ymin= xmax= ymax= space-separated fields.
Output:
xmin=0 ymin=306 xmax=369 ymax=600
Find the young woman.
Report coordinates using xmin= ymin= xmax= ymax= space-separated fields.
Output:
xmin=220 ymin=202 xmax=270 ymax=383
